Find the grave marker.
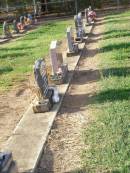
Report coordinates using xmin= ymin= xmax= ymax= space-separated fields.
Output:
xmin=74 ymin=13 xmax=85 ymax=42
xmin=33 ymin=59 xmax=60 ymax=113
xmin=0 ymin=152 xmax=18 ymax=173
xmin=3 ymin=21 xmax=12 ymax=39
xmin=66 ymin=26 xmax=79 ymax=56
xmin=50 ymin=40 xmax=68 ymax=84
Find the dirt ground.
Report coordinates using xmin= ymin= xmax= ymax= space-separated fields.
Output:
xmin=0 ymin=37 xmax=67 ymax=150
xmin=37 ymin=18 xmax=102 ymax=173
xmin=0 ymin=81 xmax=33 ymax=150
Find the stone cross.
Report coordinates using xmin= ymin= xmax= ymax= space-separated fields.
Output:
xmin=67 ymin=26 xmax=74 ymax=52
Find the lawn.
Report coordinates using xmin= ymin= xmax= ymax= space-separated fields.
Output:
xmin=83 ymin=10 xmax=130 ymax=172
xmin=0 ymin=24 xmax=2 ymax=35
xmin=0 ymin=19 xmax=73 ymax=91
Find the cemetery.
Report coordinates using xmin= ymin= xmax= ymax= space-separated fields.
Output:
xmin=1 ymin=0 xmax=130 ymax=172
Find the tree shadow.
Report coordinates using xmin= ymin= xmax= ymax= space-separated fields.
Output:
xmin=71 ymin=69 xmax=100 ymax=85
xmin=0 ymin=52 xmax=27 ymax=59
xmin=0 ymin=66 xmax=13 ymax=75
xmin=100 ymin=42 xmax=130 ymax=53
xmin=64 ymin=168 xmax=86 ymax=173
xmin=94 ymin=88 xmax=130 ymax=104
xmin=102 ymin=67 xmax=130 ymax=77
xmin=0 ymin=46 xmax=36 ymax=51
xmin=102 ymin=29 xmax=130 ymax=40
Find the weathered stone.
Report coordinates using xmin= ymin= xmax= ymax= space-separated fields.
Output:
xmin=66 ymin=26 xmax=79 ymax=56
xmin=32 ymin=99 xmax=51 ymax=113
xmin=50 ymin=41 xmax=68 ymax=84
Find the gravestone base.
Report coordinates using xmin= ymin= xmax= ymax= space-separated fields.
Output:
xmin=67 ymin=43 xmax=79 ymax=57
xmin=33 ymin=99 xmax=52 ymax=113
xmin=50 ymin=65 xmax=68 ymax=85
xmin=75 ymin=37 xmax=83 ymax=43
xmin=0 ymin=152 xmax=18 ymax=173
xmin=6 ymin=161 xmax=18 ymax=173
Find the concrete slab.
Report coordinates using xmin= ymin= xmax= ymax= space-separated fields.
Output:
xmin=4 ymin=23 xmax=93 ymax=173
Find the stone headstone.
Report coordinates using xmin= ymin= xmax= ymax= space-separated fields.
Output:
xmin=50 ymin=41 xmax=68 ymax=84
xmin=0 ymin=152 xmax=18 ymax=173
xmin=74 ymin=13 xmax=85 ymax=41
xmin=50 ymin=40 xmax=63 ymax=75
xmin=3 ymin=21 xmax=12 ymax=38
xmin=85 ymin=8 xmax=89 ymax=23
xmin=12 ymin=20 xmax=19 ymax=34
xmin=66 ymin=26 xmax=79 ymax=56
xmin=67 ymin=26 xmax=74 ymax=53
xmin=33 ymin=59 xmax=54 ymax=113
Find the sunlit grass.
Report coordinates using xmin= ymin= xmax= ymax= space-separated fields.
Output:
xmin=83 ymin=10 xmax=130 ymax=173
xmin=0 ymin=19 xmax=73 ymax=91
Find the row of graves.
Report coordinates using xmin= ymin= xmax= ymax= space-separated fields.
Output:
xmin=0 ymin=7 xmax=96 ymax=173
xmin=32 ymin=7 xmax=96 ymax=113
xmin=0 ymin=14 xmax=37 ymax=42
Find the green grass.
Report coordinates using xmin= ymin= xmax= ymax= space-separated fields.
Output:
xmin=83 ymin=10 xmax=130 ymax=173
xmin=0 ymin=24 xmax=2 ymax=35
xmin=0 ymin=19 xmax=73 ymax=91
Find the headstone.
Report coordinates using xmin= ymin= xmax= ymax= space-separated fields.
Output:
xmin=33 ymin=59 xmax=60 ymax=113
xmin=85 ymin=8 xmax=89 ymax=24
xmin=50 ymin=41 xmax=68 ymax=84
xmin=74 ymin=13 xmax=85 ymax=42
xmin=3 ymin=21 xmax=12 ymax=38
xmin=87 ymin=7 xmax=96 ymax=24
xmin=50 ymin=41 xmax=59 ymax=75
xmin=66 ymin=26 xmax=79 ymax=56
xmin=12 ymin=20 xmax=19 ymax=34
xmin=0 ymin=152 xmax=18 ymax=173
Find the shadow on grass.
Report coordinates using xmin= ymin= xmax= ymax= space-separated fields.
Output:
xmin=99 ymin=18 xmax=129 ymax=25
xmin=0 ymin=46 xmax=36 ymax=51
xmin=100 ymin=42 xmax=130 ymax=53
xmin=0 ymin=66 xmax=13 ymax=74
xmin=71 ymin=69 xmax=100 ymax=85
xmin=95 ymin=88 xmax=130 ymax=103
xmin=0 ymin=52 xmax=27 ymax=59
xmin=102 ymin=67 xmax=130 ymax=77
xmin=64 ymin=169 xmax=86 ymax=173
xmin=102 ymin=29 xmax=130 ymax=40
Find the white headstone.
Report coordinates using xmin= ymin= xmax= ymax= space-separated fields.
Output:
xmin=50 ymin=40 xmax=59 ymax=75
xmin=67 ymin=27 xmax=74 ymax=52
xmin=85 ymin=8 xmax=88 ymax=23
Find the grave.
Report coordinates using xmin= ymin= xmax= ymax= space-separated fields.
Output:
xmin=85 ymin=8 xmax=89 ymax=25
xmin=12 ymin=20 xmax=19 ymax=34
xmin=74 ymin=13 xmax=85 ymax=42
xmin=66 ymin=26 xmax=79 ymax=57
xmin=33 ymin=59 xmax=60 ymax=113
xmin=50 ymin=40 xmax=68 ymax=85
xmin=87 ymin=6 xmax=96 ymax=25
xmin=0 ymin=152 xmax=18 ymax=173
xmin=2 ymin=21 xmax=12 ymax=39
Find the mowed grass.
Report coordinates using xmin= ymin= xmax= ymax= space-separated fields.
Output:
xmin=0 ymin=24 xmax=2 ymax=35
xmin=0 ymin=19 xmax=73 ymax=91
xmin=83 ymin=11 xmax=130 ymax=172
